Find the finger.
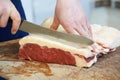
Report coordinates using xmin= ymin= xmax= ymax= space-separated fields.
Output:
xmin=0 ymin=3 xmax=4 ymax=16
xmin=79 ymin=19 xmax=92 ymax=39
xmin=83 ymin=19 xmax=93 ymax=39
xmin=74 ymin=20 xmax=88 ymax=36
xmin=65 ymin=26 xmax=79 ymax=35
xmin=50 ymin=15 xmax=59 ymax=30
xmin=0 ymin=8 xmax=9 ymax=28
xmin=61 ymin=21 xmax=79 ymax=35
xmin=74 ymin=24 xmax=87 ymax=36
xmin=91 ymin=43 xmax=99 ymax=53
xmin=86 ymin=22 xmax=93 ymax=39
xmin=10 ymin=5 xmax=21 ymax=34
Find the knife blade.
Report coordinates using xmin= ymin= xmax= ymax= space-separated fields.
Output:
xmin=19 ymin=20 xmax=94 ymax=47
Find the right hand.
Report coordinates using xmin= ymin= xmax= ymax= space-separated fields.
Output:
xmin=0 ymin=0 xmax=21 ymax=34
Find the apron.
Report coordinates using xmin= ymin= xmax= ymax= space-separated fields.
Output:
xmin=0 ymin=0 xmax=28 ymax=42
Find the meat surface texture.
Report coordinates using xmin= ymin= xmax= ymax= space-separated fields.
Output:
xmin=18 ymin=17 xmax=120 ymax=67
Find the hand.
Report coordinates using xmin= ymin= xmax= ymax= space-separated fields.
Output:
xmin=0 ymin=0 xmax=21 ymax=34
xmin=51 ymin=0 xmax=93 ymax=39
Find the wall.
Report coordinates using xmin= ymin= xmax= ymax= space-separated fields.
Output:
xmin=21 ymin=0 xmax=120 ymax=29
xmin=21 ymin=0 xmax=56 ymax=24
xmin=21 ymin=0 xmax=92 ymax=24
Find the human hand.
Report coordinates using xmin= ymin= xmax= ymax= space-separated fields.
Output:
xmin=0 ymin=0 xmax=21 ymax=34
xmin=51 ymin=0 xmax=93 ymax=39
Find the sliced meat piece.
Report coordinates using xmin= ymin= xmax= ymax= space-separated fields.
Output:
xmin=92 ymin=24 xmax=120 ymax=49
xmin=18 ymin=17 xmax=120 ymax=67
xmin=91 ymin=24 xmax=120 ymax=55
xmin=18 ymin=35 xmax=96 ymax=67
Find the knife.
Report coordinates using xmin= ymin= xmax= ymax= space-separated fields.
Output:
xmin=19 ymin=20 xmax=94 ymax=47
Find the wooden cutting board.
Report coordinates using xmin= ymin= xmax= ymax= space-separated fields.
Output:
xmin=0 ymin=39 xmax=120 ymax=80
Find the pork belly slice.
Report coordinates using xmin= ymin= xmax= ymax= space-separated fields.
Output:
xmin=19 ymin=35 xmax=96 ymax=67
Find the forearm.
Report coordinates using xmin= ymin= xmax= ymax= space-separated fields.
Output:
xmin=56 ymin=0 xmax=84 ymax=12
xmin=56 ymin=0 xmax=81 ymax=6
xmin=56 ymin=0 xmax=80 ymax=3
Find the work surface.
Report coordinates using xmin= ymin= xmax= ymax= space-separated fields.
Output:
xmin=0 ymin=40 xmax=120 ymax=80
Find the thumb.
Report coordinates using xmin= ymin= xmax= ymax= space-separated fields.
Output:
xmin=50 ymin=15 xmax=59 ymax=30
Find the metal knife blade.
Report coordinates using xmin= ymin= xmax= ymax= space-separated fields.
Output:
xmin=19 ymin=20 xmax=94 ymax=47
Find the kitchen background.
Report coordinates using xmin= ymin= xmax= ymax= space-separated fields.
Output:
xmin=21 ymin=0 xmax=120 ymax=29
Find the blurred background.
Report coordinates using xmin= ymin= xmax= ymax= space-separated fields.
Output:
xmin=21 ymin=0 xmax=120 ymax=29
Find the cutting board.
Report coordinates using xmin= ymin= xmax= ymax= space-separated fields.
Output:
xmin=0 ymin=39 xmax=120 ymax=80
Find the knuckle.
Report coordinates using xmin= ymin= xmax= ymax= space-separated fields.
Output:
xmin=1 ymin=7 xmax=7 ymax=13
xmin=0 ymin=7 xmax=7 ymax=15
xmin=0 ymin=22 xmax=6 ymax=27
xmin=16 ymin=17 xmax=21 ymax=22
xmin=14 ymin=15 xmax=21 ymax=22
xmin=11 ymin=10 xmax=21 ymax=23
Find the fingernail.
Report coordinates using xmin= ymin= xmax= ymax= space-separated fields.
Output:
xmin=11 ymin=30 xmax=17 ymax=35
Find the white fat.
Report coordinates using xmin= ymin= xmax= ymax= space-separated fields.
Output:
xmin=19 ymin=35 xmax=93 ymax=58
xmin=110 ymin=37 xmax=120 ymax=48
xmin=74 ymin=55 xmax=87 ymax=67
xmin=86 ymin=56 xmax=97 ymax=67
xmin=74 ymin=55 xmax=97 ymax=67
xmin=91 ymin=24 xmax=120 ymax=48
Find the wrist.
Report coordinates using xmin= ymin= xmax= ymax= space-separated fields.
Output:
xmin=56 ymin=0 xmax=80 ymax=6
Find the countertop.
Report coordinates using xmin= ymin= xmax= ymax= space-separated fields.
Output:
xmin=0 ymin=39 xmax=120 ymax=80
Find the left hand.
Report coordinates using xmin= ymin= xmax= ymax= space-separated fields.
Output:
xmin=51 ymin=0 xmax=93 ymax=39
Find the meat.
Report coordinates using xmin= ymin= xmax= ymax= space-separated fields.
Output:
xmin=19 ymin=34 xmax=96 ymax=67
xmin=18 ymin=17 xmax=120 ymax=67
xmin=19 ymin=43 xmax=76 ymax=65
